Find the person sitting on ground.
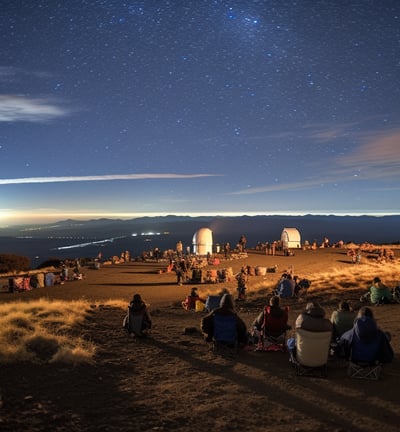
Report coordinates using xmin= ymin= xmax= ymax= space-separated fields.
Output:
xmin=339 ymin=306 xmax=393 ymax=364
xmin=366 ymin=277 xmax=393 ymax=305
xmin=330 ymin=301 xmax=356 ymax=340
xmin=125 ymin=293 xmax=152 ymax=337
xmin=201 ymin=293 xmax=248 ymax=345
xmin=182 ymin=287 xmax=204 ymax=310
xmin=252 ymin=295 xmax=291 ymax=344
xmin=275 ymin=273 xmax=295 ymax=298
xmin=295 ymin=302 xmax=333 ymax=333
xmin=293 ymin=276 xmax=311 ymax=298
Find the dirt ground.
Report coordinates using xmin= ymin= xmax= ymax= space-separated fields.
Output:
xmin=1 ymin=248 xmax=400 ymax=432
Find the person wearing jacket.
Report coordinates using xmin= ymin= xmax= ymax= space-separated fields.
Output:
xmin=201 ymin=293 xmax=247 ymax=345
xmin=295 ymin=302 xmax=333 ymax=333
xmin=339 ymin=307 xmax=393 ymax=363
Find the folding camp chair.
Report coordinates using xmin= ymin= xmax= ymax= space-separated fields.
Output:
xmin=289 ymin=329 xmax=332 ymax=377
xmin=346 ymin=338 xmax=383 ymax=380
xmin=347 ymin=360 xmax=382 ymax=380
xmin=257 ymin=306 xmax=290 ymax=352
xmin=212 ymin=314 xmax=238 ymax=357
xmin=204 ymin=295 xmax=222 ymax=312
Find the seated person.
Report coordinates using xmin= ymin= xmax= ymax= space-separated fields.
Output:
xmin=275 ymin=273 xmax=295 ymax=298
xmin=125 ymin=294 xmax=152 ymax=337
xmin=339 ymin=307 xmax=393 ymax=364
xmin=293 ymin=276 xmax=311 ymax=298
xmin=252 ymin=295 xmax=291 ymax=343
xmin=204 ymin=288 xmax=229 ymax=312
xmin=368 ymin=277 xmax=393 ymax=305
xmin=201 ymin=293 xmax=248 ymax=345
xmin=182 ymin=287 xmax=203 ymax=310
xmin=287 ymin=302 xmax=332 ymax=367
xmin=295 ymin=302 xmax=333 ymax=333
xmin=330 ymin=301 xmax=356 ymax=340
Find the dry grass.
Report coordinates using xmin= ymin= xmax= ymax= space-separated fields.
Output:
xmin=249 ymin=260 xmax=400 ymax=297
xmin=0 ymin=298 xmax=124 ymax=365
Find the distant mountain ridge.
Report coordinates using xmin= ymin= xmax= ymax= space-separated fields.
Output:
xmin=1 ymin=215 xmax=399 ymax=245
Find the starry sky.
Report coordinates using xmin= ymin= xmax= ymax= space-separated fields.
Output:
xmin=1 ymin=0 xmax=400 ymax=225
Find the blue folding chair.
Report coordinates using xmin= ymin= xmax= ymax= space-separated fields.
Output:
xmin=205 ymin=295 xmax=222 ymax=312
xmin=212 ymin=314 xmax=238 ymax=356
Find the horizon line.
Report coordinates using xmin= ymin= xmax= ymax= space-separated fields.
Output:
xmin=1 ymin=211 xmax=399 ymax=228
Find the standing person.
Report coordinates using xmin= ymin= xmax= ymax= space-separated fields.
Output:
xmin=224 ymin=242 xmax=231 ymax=259
xmin=238 ymin=235 xmax=247 ymax=252
xmin=174 ymin=261 xmax=184 ymax=285
xmin=180 ymin=258 xmax=188 ymax=283
xmin=176 ymin=241 xmax=183 ymax=257
xmin=236 ymin=268 xmax=247 ymax=300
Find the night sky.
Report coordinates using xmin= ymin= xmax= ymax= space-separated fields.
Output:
xmin=1 ymin=1 xmax=399 ymax=225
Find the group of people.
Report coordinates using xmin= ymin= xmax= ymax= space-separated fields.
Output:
xmin=125 ymin=273 xmax=395 ymax=368
xmin=273 ymin=273 xmax=311 ymax=298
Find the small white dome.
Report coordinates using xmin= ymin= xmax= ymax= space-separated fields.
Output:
xmin=192 ymin=228 xmax=213 ymax=255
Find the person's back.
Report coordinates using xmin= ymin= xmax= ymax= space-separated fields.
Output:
xmin=340 ymin=307 xmax=393 ymax=363
xmin=277 ymin=276 xmax=294 ymax=298
xmin=265 ymin=295 xmax=289 ymax=334
xmin=330 ymin=301 xmax=355 ymax=339
xmin=201 ymin=294 xmax=247 ymax=345
xmin=127 ymin=294 xmax=152 ymax=336
xmin=296 ymin=303 xmax=332 ymax=333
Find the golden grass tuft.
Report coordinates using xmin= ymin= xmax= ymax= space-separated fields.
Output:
xmin=0 ymin=298 xmax=121 ymax=365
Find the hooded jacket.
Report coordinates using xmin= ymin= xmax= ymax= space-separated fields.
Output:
xmin=295 ymin=305 xmax=332 ymax=333
xmin=340 ymin=316 xmax=393 ymax=363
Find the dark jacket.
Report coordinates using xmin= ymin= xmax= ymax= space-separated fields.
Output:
xmin=201 ymin=307 xmax=247 ymax=344
xmin=340 ymin=316 xmax=393 ymax=363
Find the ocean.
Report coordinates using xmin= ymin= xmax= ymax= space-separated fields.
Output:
xmin=0 ymin=234 xmax=184 ymax=267
xmin=0 ymin=232 xmax=238 ymax=268
xmin=1 ymin=214 xmax=399 ymax=268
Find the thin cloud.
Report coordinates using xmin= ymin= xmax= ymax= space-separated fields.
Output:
xmin=0 ymin=173 xmax=221 ymax=185
xmin=0 ymin=95 xmax=70 ymax=122
xmin=339 ymin=129 xmax=400 ymax=168
xmin=231 ymin=128 xmax=400 ymax=196
xmin=230 ymin=177 xmax=341 ymax=195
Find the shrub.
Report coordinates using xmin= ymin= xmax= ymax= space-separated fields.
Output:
xmin=37 ymin=257 xmax=62 ymax=269
xmin=0 ymin=254 xmax=30 ymax=274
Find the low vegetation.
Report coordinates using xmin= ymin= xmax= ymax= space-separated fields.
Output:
xmin=0 ymin=299 xmax=103 ymax=365
xmin=0 ymin=253 xmax=30 ymax=274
